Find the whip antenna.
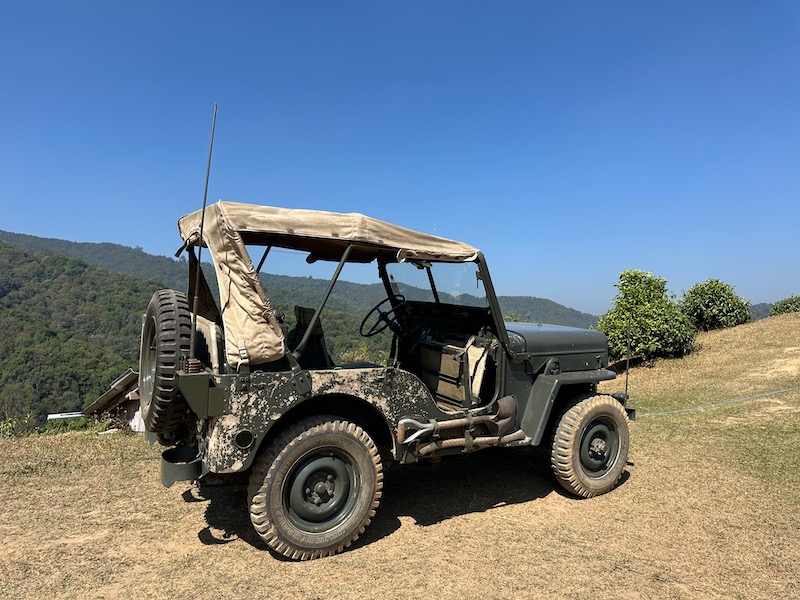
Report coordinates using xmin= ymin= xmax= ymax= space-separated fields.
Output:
xmin=189 ymin=102 xmax=218 ymax=362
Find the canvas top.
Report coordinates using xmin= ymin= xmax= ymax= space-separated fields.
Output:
xmin=178 ymin=201 xmax=479 ymax=263
xmin=177 ymin=201 xmax=480 ymax=367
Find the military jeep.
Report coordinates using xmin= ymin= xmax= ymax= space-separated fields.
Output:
xmin=139 ymin=201 xmax=634 ymax=560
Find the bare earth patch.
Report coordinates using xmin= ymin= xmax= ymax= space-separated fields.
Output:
xmin=2 ymin=315 xmax=799 ymax=599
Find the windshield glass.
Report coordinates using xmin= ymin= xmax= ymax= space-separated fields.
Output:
xmin=386 ymin=261 xmax=488 ymax=307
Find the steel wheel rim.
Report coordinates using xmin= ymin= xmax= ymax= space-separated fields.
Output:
xmin=579 ymin=417 xmax=620 ymax=478
xmin=284 ymin=449 xmax=359 ymax=533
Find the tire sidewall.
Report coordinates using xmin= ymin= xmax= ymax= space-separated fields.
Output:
xmin=139 ymin=312 xmax=158 ymax=421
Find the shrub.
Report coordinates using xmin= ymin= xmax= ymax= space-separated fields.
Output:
xmin=0 ymin=418 xmax=16 ymax=438
xmin=599 ymin=269 xmax=696 ymax=361
xmin=770 ymin=294 xmax=800 ymax=316
xmin=40 ymin=416 xmax=100 ymax=435
xmin=0 ymin=413 xmax=35 ymax=437
xmin=681 ymin=279 xmax=750 ymax=331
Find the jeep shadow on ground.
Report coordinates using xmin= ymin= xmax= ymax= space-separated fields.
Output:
xmin=183 ymin=446 xmax=611 ymax=557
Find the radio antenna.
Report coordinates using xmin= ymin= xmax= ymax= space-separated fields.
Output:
xmin=189 ymin=102 xmax=218 ymax=362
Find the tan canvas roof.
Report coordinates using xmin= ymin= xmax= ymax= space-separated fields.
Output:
xmin=177 ymin=201 xmax=480 ymax=367
xmin=179 ymin=201 xmax=479 ymax=263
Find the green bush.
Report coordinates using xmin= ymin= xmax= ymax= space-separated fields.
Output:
xmin=681 ymin=279 xmax=750 ymax=331
xmin=40 ymin=416 xmax=100 ymax=435
xmin=599 ymin=269 xmax=696 ymax=361
xmin=0 ymin=418 xmax=16 ymax=437
xmin=770 ymin=294 xmax=800 ymax=316
xmin=0 ymin=413 xmax=36 ymax=437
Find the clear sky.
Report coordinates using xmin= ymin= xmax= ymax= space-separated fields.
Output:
xmin=1 ymin=1 xmax=798 ymax=314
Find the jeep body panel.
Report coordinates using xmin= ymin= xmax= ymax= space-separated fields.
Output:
xmin=504 ymin=322 xmax=608 ymax=364
xmin=179 ymin=366 xmax=510 ymax=474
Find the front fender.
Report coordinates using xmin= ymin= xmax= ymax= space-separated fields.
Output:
xmin=520 ymin=369 xmax=617 ymax=445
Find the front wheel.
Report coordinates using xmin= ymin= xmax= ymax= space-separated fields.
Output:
xmin=551 ymin=395 xmax=630 ymax=498
xmin=248 ymin=417 xmax=383 ymax=560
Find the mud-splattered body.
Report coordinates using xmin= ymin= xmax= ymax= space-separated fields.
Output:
xmin=203 ymin=367 xmax=444 ymax=473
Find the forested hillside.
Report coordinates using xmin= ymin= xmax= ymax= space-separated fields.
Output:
xmin=0 ymin=230 xmax=599 ymax=326
xmin=501 ymin=296 xmax=597 ymax=328
xmin=750 ymin=302 xmax=772 ymax=320
xmin=0 ymin=231 xmax=188 ymax=291
xmin=0 ymin=241 xmax=159 ymax=424
xmin=0 ymin=232 xmax=601 ymax=424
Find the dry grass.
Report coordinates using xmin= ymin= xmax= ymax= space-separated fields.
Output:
xmin=602 ymin=312 xmax=800 ymax=413
xmin=2 ymin=315 xmax=799 ymax=599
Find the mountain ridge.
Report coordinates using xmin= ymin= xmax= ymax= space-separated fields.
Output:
xmin=0 ymin=229 xmax=599 ymax=327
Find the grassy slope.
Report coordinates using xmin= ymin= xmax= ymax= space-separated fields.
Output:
xmin=1 ymin=315 xmax=798 ymax=599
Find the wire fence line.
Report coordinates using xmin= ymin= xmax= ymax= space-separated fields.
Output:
xmin=639 ymin=386 xmax=800 ymax=417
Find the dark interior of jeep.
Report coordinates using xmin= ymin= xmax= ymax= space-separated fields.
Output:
xmin=392 ymin=299 xmax=499 ymax=412
xmin=249 ymin=250 xmax=501 ymax=412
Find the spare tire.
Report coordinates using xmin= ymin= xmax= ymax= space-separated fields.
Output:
xmin=139 ymin=289 xmax=192 ymax=434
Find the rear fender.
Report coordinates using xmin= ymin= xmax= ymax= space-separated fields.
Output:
xmin=203 ymin=367 xmax=427 ymax=473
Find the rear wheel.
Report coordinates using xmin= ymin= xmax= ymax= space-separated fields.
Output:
xmin=551 ymin=395 xmax=630 ymax=498
xmin=139 ymin=289 xmax=191 ymax=434
xmin=248 ymin=417 xmax=383 ymax=560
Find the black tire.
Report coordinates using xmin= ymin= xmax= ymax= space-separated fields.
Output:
xmin=551 ymin=395 xmax=630 ymax=498
xmin=248 ymin=417 xmax=383 ymax=560
xmin=138 ymin=289 xmax=192 ymax=434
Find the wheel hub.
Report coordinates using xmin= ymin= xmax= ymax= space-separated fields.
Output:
xmin=589 ymin=437 xmax=607 ymax=459
xmin=579 ymin=418 xmax=620 ymax=477
xmin=306 ymin=474 xmax=336 ymax=506
xmin=288 ymin=454 xmax=352 ymax=526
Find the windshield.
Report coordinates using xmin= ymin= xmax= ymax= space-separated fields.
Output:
xmin=385 ymin=261 xmax=488 ymax=308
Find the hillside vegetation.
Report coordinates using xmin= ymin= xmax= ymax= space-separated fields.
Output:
xmin=1 ymin=315 xmax=797 ymax=598
xmin=0 ymin=241 xmax=159 ymax=424
xmin=0 ymin=230 xmax=598 ymax=327
xmin=0 ymin=231 xmax=598 ymax=424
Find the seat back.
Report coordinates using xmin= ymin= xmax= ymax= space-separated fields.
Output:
xmin=287 ymin=306 xmax=335 ymax=370
xmin=420 ymin=337 xmax=490 ymax=409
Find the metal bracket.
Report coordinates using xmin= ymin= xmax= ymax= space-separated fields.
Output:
xmin=284 ymin=350 xmax=312 ymax=398
xmin=290 ymin=370 xmax=313 ymax=397
xmin=236 ymin=348 xmax=251 ymax=391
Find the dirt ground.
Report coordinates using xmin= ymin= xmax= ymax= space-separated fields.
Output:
xmin=2 ymin=317 xmax=799 ymax=599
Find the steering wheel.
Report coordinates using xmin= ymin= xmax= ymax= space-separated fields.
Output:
xmin=359 ymin=295 xmax=406 ymax=337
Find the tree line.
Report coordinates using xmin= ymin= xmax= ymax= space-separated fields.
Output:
xmin=599 ymin=269 xmax=799 ymax=361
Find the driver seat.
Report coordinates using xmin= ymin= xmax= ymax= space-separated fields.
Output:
xmin=287 ymin=306 xmax=335 ymax=370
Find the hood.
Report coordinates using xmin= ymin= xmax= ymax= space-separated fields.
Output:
xmin=504 ymin=322 xmax=608 ymax=356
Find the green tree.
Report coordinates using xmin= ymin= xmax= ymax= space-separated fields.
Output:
xmin=681 ymin=278 xmax=750 ymax=331
xmin=770 ymin=294 xmax=800 ymax=316
xmin=598 ymin=269 xmax=696 ymax=361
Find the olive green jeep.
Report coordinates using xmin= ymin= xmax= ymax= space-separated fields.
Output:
xmin=139 ymin=201 xmax=634 ymax=560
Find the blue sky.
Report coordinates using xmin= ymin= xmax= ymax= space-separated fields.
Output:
xmin=1 ymin=1 xmax=798 ymax=314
